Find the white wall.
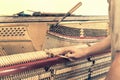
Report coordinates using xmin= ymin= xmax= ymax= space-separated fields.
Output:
xmin=0 ymin=0 xmax=108 ymax=16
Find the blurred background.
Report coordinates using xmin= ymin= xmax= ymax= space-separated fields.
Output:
xmin=0 ymin=0 xmax=108 ymax=16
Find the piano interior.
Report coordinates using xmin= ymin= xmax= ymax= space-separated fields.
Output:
xmin=0 ymin=16 xmax=111 ymax=80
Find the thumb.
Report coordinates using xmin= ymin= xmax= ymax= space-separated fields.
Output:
xmin=65 ymin=53 xmax=76 ymax=61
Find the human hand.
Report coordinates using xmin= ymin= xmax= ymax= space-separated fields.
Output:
xmin=44 ymin=47 xmax=68 ymax=56
xmin=63 ymin=47 xmax=87 ymax=60
xmin=45 ymin=47 xmax=88 ymax=61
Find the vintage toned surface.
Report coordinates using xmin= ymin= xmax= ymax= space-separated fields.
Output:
xmin=0 ymin=16 xmax=109 ymax=54
xmin=109 ymin=0 xmax=120 ymax=54
xmin=0 ymin=16 xmax=111 ymax=80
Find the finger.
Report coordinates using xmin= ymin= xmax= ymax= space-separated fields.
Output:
xmin=65 ymin=52 xmax=74 ymax=57
xmin=45 ymin=48 xmax=70 ymax=56
xmin=58 ymin=50 xmax=70 ymax=55
xmin=58 ymin=55 xmax=75 ymax=62
xmin=44 ymin=49 xmax=49 ymax=53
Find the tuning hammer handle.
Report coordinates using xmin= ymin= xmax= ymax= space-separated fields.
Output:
xmin=68 ymin=2 xmax=82 ymax=14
